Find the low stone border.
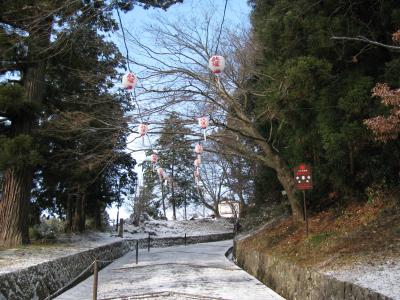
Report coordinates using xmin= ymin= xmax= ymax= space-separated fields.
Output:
xmin=234 ymin=239 xmax=394 ymax=300
xmin=0 ymin=232 xmax=233 ymax=300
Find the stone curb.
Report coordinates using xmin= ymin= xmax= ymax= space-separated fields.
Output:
xmin=234 ymin=239 xmax=394 ymax=300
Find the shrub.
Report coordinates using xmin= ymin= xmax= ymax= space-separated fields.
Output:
xmin=29 ymin=225 xmax=43 ymax=240
xmin=30 ymin=218 xmax=65 ymax=241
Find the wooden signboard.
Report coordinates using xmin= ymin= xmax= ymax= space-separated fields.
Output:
xmin=294 ymin=163 xmax=313 ymax=237
xmin=294 ymin=164 xmax=313 ymax=190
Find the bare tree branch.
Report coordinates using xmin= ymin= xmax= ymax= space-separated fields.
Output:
xmin=331 ymin=36 xmax=400 ymax=51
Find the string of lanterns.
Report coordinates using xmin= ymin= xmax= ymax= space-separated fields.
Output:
xmin=122 ymin=54 xmax=225 ymax=189
xmin=191 ymin=55 xmax=225 ymax=186
xmin=116 ymin=0 xmax=229 ymax=216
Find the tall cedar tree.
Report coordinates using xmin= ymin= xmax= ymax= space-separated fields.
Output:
xmin=34 ymin=23 xmax=135 ymax=232
xmin=0 ymin=0 xmax=182 ymax=247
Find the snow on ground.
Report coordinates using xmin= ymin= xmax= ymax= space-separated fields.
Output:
xmin=56 ymin=240 xmax=285 ymax=300
xmin=323 ymin=258 xmax=400 ymax=300
xmin=0 ymin=218 xmax=233 ymax=275
xmin=0 ymin=231 xmax=119 ymax=274
xmin=123 ymin=218 xmax=234 ymax=239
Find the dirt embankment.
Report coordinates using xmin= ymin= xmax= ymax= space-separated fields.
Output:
xmin=238 ymin=196 xmax=400 ymax=299
xmin=240 ymin=197 xmax=400 ymax=270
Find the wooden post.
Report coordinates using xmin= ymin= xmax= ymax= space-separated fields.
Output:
xmin=303 ymin=191 xmax=308 ymax=237
xmin=184 ymin=192 xmax=187 ymax=220
xmin=184 ymin=233 xmax=187 ymax=246
xmin=92 ymin=259 xmax=98 ymax=300
xmin=161 ymin=183 xmax=167 ymax=219
xmin=118 ymin=218 xmax=124 ymax=238
xmin=115 ymin=203 xmax=120 ymax=232
xmin=136 ymin=241 xmax=138 ymax=264
xmin=148 ymin=233 xmax=150 ymax=252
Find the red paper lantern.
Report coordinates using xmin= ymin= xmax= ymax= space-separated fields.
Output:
xmin=195 ymin=143 xmax=203 ymax=155
xmin=157 ymin=167 xmax=164 ymax=180
xmin=138 ymin=123 xmax=148 ymax=145
xmin=198 ymin=117 xmax=209 ymax=141
xmin=151 ymin=153 xmax=158 ymax=171
xmin=198 ymin=117 xmax=208 ymax=129
xmin=208 ymin=55 xmax=226 ymax=74
xmin=194 ymin=158 xmax=201 ymax=168
xmin=138 ymin=123 xmax=148 ymax=136
xmin=122 ymin=72 xmax=137 ymax=89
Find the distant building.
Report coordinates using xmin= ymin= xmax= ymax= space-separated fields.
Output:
xmin=218 ymin=200 xmax=240 ymax=218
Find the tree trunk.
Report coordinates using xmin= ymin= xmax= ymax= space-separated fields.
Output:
xmin=116 ymin=203 xmax=120 ymax=231
xmin=213 ymin=202 xmax=221 ymax=218
xmin=172 ymin=198 xmax=176 ymax=220
xmin=0 ymin=20 xmax=51 ymax=247
xmin=161 ymin=184 xmax=166 ymax=219
xmin=133 ymin=197 xmax=140 ymax=226
xmin=0 ymin=168 xmax=33 ymax=247
xmin=237 ymin=190 xmax=247 ymax=218
xmin=72 ymin=188 xmax=85 ymax=233
xmin=348 ymin=142 xmax=355 ymax=175
xmin=93 ymin=199 xmax=102 ymax=230
xmin=72 ymin=194 xmax=81 ymax=232
xmin=246 ymin=123 xmax=305 ymax=222
xmin=184 ymin=193 xmax=187 ymax=220
xmin=80 ymin=193 xmax=86 ymax=232
xmin=171 ymin=165 xmax=176 ymax=220
xmin=197 ymin=189 xmax=215 ymax=216
xmin=0 ymin=67 xmax=45 ymax=247
xmin=276 ymin=167 xmax=304 ymax=222
xmin=65 ymin=193 xmax=73 ymax=232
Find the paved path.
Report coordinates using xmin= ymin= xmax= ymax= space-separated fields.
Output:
xmin=56 ymin=240 xmax=285 ymax=300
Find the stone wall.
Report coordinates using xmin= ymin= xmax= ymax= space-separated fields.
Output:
xmin=0 ymin=232 xmax=233 ymax=300
xmin=234 ymin=239 xmax=393 ymax=300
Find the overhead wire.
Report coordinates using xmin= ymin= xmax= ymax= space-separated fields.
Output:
xmin=116 ymin=6 xmax=131 ymax=72
xmin=215 ymin=0 xmax=229 ymax=54
xmin=114 ymin=1 xmax=156 ymax=192
xmin=115 ymin=6 xmax=147 ymax=126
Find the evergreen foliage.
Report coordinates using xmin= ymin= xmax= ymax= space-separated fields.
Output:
xmin=0 ymin=0 xmax=182 ymax=247
xmin=153 ymin=113 xmax=199 ymax=220
xmin=248 ymin=0 xmax=400 ymax=208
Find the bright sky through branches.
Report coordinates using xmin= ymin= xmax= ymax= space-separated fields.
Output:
xmin=107 ymin=0 xmax=251 ymax=221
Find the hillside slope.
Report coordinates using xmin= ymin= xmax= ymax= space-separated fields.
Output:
xmin=239 ymin=197 xmax=400 ymax=299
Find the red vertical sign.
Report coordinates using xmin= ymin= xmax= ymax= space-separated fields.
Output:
xmin=294 ymin=164 xmax=313 ymax=190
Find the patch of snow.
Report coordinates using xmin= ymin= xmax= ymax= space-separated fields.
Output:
xmin=0 ymin=219 xmax=233 ymax=275
xmin=123 ymin=218 xmax=234 ymax=239
xmin=324 ymin=258 xmax=400 ymax=300
xmin=0 ymin=231 xmax=119 ymax=274
xmin=56 ymin=240 xmax=284 ymax=300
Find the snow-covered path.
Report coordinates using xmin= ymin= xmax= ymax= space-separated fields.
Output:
xmin=56 ymin=240 xmax=285 ymax=300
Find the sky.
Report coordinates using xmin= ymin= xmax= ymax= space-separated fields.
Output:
xmin=107 ymin=0 xmax=252 ymax=221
